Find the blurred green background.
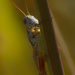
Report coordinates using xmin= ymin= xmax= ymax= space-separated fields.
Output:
xmin=0 ymin=0 xmax=39 ymax=75
xmin=0 ymin=0 xmax=75 ymax=75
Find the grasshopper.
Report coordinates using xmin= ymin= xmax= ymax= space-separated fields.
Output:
xmin=9 ymin=0 xmax=47 ymax=75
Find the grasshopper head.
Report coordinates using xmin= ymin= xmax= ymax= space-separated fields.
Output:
xmin=23 ymin=15 xmax=39 ymax=27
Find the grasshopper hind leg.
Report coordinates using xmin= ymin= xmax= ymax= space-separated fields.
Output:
xmin=33 ymin=44 xmax=47 ymax=75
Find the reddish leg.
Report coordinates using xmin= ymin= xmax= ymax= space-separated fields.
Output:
xmin=38 ymin=56 xmax=45 ymax=75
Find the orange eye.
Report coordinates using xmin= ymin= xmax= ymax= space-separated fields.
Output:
xmin=37 ymin=28 xmax=40 ymax=32
xmin=31 ymin=29 xmax=35 ymax=32
xmin=31 ymin=27 xmax=35 ymax=32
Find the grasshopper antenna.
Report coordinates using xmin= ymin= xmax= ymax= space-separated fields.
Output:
xmin=25 ymin=0 xmax=30 ymax=15
xmin=9 ymin=0 xmax=26 ymax=17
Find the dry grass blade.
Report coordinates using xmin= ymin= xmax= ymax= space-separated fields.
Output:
xmin=34 ymin=0 xmax=65 ymax=75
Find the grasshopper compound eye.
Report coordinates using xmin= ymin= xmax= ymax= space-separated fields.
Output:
xmin=31 ymin=27 xmax=36 ymax=33
xmin=37 ymin=28 xmax=40 ymax=32
xmin=31 ymin=29 xmax=35 ymax=33
xmin=35 ymin=27 xmax=40 ymax=33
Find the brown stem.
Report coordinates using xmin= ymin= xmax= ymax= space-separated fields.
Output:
xmin=34 ymin=0 xmax=65 ymax=75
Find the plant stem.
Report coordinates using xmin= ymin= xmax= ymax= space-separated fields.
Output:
xmin=34 ymin=0 xmax=65 ymax=75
